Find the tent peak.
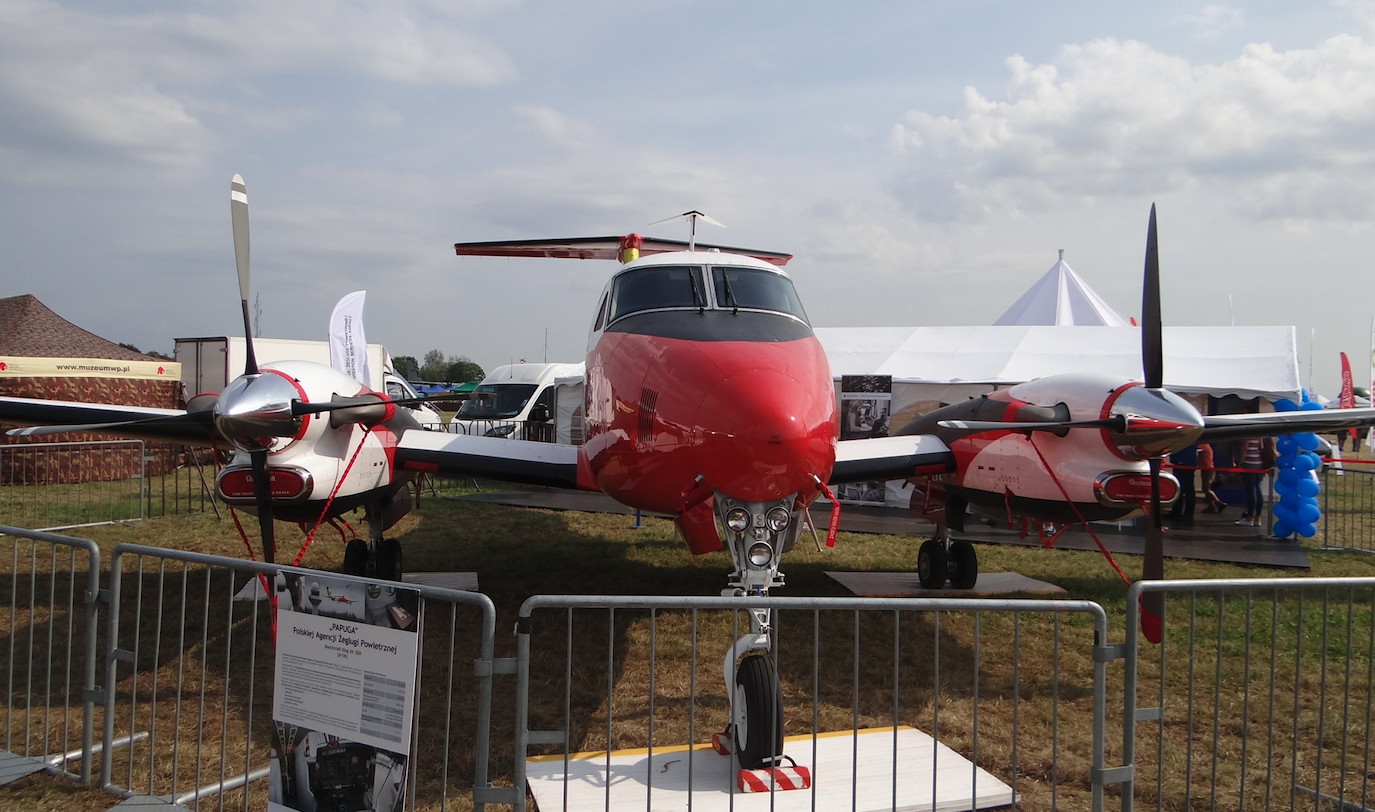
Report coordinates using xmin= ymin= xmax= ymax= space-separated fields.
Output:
xmin=993 ymin=256 xmax=1129 ymax=327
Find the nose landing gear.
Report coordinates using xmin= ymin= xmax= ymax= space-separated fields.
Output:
xmin=342 ymin=502 xmax=404 ymax=581
xmin=917 ymin=533 xmax=978 ymax=589
xmin=712 ymin=492 xmax=806 ymax=770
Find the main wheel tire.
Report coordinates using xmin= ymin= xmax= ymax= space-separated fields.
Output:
xmin=374 ymin=538 xmax=403 ymax=582
xmin=342 ymin=539 xmax=368 ymax=577
xmin=733 ymin=654 xmax=783 ymax=770
xmin=917 ymin=539 xmax=948 ymax=589
xmin=948 ymin=540 xmax=979 ymax=589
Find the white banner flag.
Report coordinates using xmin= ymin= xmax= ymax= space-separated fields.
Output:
xmin=329 ymin=291 xmax=370 ymax=387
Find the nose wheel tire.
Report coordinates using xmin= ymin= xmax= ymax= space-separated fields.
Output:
xmin=917 ymin=539 xmax=948 ymax=589
xmin=948 ymin=539 xmax=979 ymax=589
xmin=733 ymin=654 xmax=783 ymax=770
xmin=374 ymin=537 xmax=403 ymax=582
xmin=342 ymin=539 xmax=368 ymax=577
xmin=342 ymin=538 xmax=403 ymax=582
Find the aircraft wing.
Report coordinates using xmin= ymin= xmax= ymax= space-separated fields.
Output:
xmin=0 ymin=396 xmax=216 ymax=445
xmin=394 ymin=431 xmax=599 ymax=491
xmin=829 ymin=435 xmax=954 ymax=485
xmin=1199 ymin=408 xmax=1375 ymax=442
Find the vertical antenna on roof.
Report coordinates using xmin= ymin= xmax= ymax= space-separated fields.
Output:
xmin=1228 ymin=293 xmax=1235 ymax=327
xmin=647 ymin=210 xmax=726 ymax=253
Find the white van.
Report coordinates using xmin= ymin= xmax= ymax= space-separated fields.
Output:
xmin=448 ymin=362 xmax=585 ymax=442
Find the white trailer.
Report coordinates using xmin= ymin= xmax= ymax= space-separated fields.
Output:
xmin=173 ymin=336 xmax=441 ymax=423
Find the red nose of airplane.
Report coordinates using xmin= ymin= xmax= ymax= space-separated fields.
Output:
xmin=694 ymin=368 xmax=836 ymax=502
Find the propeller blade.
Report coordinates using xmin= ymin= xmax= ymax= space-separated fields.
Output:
xmin=1140 ymin=456 xmax=1165 ymax=644
xmin=231 ymin=174 xmax=258 ymax=376
xmin=289 ymin=391 xmax=491 ymax=417
xmin=1142 ymin=204 xmax=1163 ymax=391
xmin=250 ymin=449 xmax=276 ymax=564
xmin=6 ymin=411 xmax=214 ymax=437
xmin=937 ymin=416 xmax=1126 ymax=433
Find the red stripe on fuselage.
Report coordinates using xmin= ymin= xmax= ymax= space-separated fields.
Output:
xmin=584 ymin=329 xmax=836 ymax=513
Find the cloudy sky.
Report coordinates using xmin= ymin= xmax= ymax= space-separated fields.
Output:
xmin=3 ymin=0 xmax=1374 ymax=395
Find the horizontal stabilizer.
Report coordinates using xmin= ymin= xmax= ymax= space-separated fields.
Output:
xmin=454 ymin=236 xmax=792 ymax=266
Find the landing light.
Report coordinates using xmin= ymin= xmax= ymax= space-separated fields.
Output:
xmin=726 ymin=508 xmax=750 ymax=533
xmin=747 ymin=542 xmax=773 ymax=567
xmin=766 ymin=507 xmax=790 ymax=532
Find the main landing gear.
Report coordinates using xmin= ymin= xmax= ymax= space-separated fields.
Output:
xmin=917 ymin=532 xmax=978 ymax=590
xmin=710 ymin=492 xmax=805 ymax=770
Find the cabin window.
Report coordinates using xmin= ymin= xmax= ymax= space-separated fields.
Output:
xmin=609 ymin=265 xmax=705 ymax=322
xmin=711 ymin=266 xmax=809 ymax=323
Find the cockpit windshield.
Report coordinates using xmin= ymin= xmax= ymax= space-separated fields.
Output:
xmin=457 ymin=383 xmax=538 ymax=419
xmin=609 ymin=265 xmax=705 ymax=322
xmin=712 ymin=266 xmax=809 ymax=323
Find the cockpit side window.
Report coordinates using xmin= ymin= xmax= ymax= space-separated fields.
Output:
xmin=608 ymin=265 xmax=705 ymax=322
xmin=711 ymin=266 xmax=809 ymax=323
xmin=593 ymin=291 xmax=610 ymax=331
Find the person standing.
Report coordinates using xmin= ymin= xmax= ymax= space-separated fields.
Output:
xmin=1237 ymin=437 xmax=1264 ymax=527
xmin=1167 ymin=443 xmax=1198 ymax=523
xmin=1198 ymin=443 xmax=1225 ymax=513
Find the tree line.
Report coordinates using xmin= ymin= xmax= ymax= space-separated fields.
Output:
xmin=392 ymin=350 xmax=484 ymax=384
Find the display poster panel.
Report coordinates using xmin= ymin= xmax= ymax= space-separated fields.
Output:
xmin=268 ymin=572 xmax=420 ymax=812
xmin=837 ymin=374 xmax=893 ymax=505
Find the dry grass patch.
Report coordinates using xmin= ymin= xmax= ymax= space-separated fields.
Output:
xmin=2 ymin=491 xmax=1375 ymax=810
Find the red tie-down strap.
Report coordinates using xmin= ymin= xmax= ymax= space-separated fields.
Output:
xmin=811 ymin=475 xmax=841 ymax=548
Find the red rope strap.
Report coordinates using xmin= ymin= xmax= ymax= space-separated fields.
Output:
xmin=1027 ymin=436 xmax=1131 ymax=586
xmin=291 ymin=425 xmax=373 ymax=567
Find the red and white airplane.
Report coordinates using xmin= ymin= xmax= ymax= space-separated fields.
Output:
xmin=8 ymin=188 xmax=1375 ymax=769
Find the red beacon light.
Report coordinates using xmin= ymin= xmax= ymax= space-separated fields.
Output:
xmin=618 ymin=233 xmax=643 ymax=264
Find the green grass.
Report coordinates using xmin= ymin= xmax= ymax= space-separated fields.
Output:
xmin=0 ymin=467 xmax=216 ymax=532
xmin=2 ymin=491 xmax=1375 ymax=811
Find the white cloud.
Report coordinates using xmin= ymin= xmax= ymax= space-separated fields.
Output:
xmin=1174 ymin=4 xmax=1244 ymax=39
xmin=890 ymin=35 xmax=1375 ymax=225
xmin=513 ymin=106 xmax=601 ymax=152
xmin=0 ymin=0 xmax=515 ymax=180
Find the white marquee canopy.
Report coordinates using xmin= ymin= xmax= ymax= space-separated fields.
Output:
xmin=814 ymin=325 xmax=1301 ymax=400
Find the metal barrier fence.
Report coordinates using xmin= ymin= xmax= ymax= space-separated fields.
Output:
xmin=1323 ymin=465 xmax=1375 ymax=553
xmin=427 ymin=419 xmax=557 ymax=443
xmin=0 ymin=525 xmax=101 ymax=782
xmin=1123 ymin=577 xmax=1375 ymax=811
xmin=512 ymin=594 xmax=1113 ymax=812
xmin=96 ymin=543 xmax=500 ymax=810
xmin=0 ymin=441 xmax=219 ymax=531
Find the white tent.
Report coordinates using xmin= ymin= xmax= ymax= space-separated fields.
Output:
xmin=993 ymin=253 xmax=1130 ymax=327
xmin=815 ymin=325 xmax=1300 ymax=400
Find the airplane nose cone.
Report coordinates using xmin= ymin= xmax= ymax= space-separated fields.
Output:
xmin=694 ymin=368 xmax=836 ymax=502
xmin=214 ymin=372 xmax=302 ymax=450
xmin=1106 ymin=385 xmax=1205 ymax=458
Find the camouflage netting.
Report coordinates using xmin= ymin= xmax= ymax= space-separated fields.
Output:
xmin=0 ymin=376 xmax=187 ymax=484
xmin=0 ymin=295 xmax=193 ymax=485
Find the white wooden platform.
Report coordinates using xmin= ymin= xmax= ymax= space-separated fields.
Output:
xmin=525 ymin=726 xmax=1015 ymax=812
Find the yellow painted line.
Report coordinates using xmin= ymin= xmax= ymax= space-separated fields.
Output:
xmin=527 ymin=726 xmax=915 ymax=763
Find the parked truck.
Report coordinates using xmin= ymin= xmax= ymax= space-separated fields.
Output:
xmin=173 ymin=336 xmax=442 ymax=423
